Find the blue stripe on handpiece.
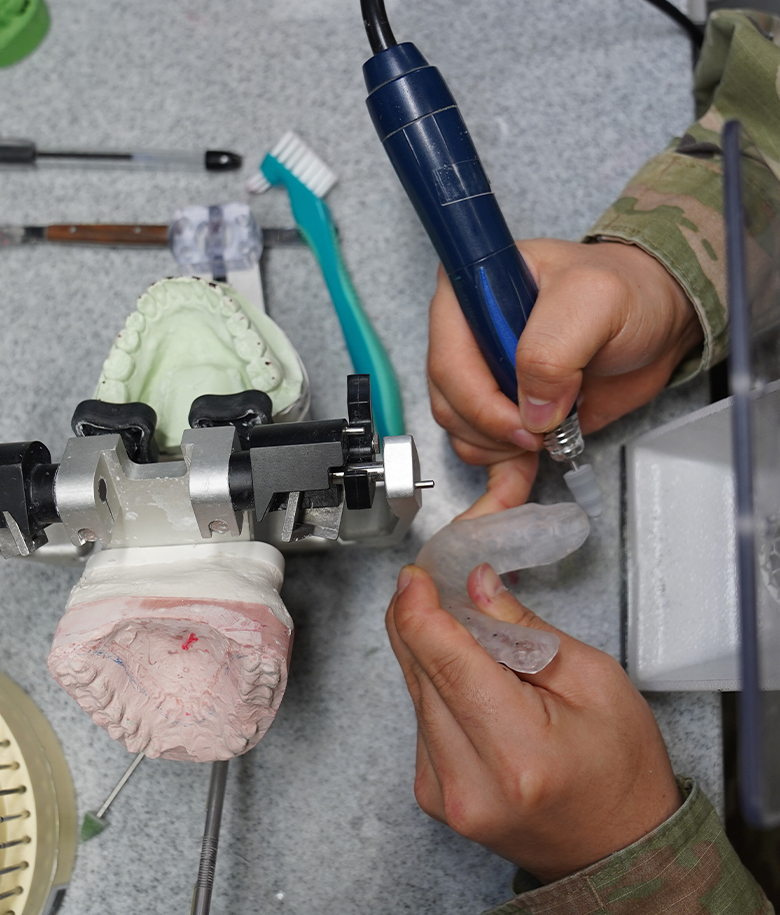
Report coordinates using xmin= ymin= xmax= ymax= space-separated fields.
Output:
xmin=479 ymin=266 xmax=518 ymax=364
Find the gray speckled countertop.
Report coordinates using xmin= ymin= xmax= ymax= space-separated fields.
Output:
xmin=0 ymin=1 xmax=721 ymax=913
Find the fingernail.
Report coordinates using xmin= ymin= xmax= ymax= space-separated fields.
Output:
xmin=397 ymin=566 xmax=413 ymax=594
xmin=510 ymin=428 xmax=538 ymax=451
xmin=475 ymin=563 xmax=506 ymax=600
xmin=521 ymin=396 xmax=557 ymax=430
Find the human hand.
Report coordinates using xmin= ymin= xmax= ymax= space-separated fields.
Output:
xmin=386 ymin=562 xmax=681 ymax=884
xmin=428 ymin=239 xmax=702 ymax=517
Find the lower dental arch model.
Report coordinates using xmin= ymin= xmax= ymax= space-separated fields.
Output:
xmin=48 ymin=277 xmax=307 ymax=762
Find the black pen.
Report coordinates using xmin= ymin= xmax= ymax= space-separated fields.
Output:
xmin=0 ymin=138 xmax=242 ymax=171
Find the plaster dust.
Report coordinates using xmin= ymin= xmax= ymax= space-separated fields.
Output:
xmin=47 ymin=543 xmax=293 ymax=763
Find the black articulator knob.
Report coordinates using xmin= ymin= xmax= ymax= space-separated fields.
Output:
xmin=72 ymin=400 xmax=159 ymax=464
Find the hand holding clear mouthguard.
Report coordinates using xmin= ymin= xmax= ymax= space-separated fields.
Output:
xmin=416 ymin=502 xmax=590 ymax=673
xmin=0 ymin=276 xmax=428 ymax=762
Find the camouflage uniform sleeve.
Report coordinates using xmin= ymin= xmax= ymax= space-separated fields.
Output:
xmin=482 ymin=778 xmax=773 ymax=915
xmin=583 ymin=9 xmax=780 ymax=384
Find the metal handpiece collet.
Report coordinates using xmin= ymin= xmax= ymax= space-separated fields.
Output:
xmin=360 ymin=0 xmax=603 ymax=517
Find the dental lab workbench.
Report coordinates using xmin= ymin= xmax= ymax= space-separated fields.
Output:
xmin=0 ymin=1 xmax=722 ymax=912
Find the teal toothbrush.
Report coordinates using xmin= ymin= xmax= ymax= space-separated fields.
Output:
xmin=248 ymin=131 xmax=404 ymax=439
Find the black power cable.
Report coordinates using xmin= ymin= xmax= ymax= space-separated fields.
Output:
xmin=361 ymin=0 xmax=397 ymax=54
xmin=641 ymin=0 xmax=705 ymax=49
xmin=361 ymin=0 xmax=705 ymax=55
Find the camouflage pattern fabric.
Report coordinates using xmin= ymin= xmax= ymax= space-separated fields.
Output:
xmin=585 ymin=8 xmax=780 ymax=385
xmin=479 ymin=11 xmax=780 ymax=913
xmin=482 ymin=779 xmax=773 ymax=915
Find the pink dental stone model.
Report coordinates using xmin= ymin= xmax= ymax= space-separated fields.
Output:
xmin=48 ymin=543 xmax=292 ymax=762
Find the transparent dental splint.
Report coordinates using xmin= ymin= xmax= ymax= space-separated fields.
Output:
xmin=416 ymin=502 xmax=590 ymax=673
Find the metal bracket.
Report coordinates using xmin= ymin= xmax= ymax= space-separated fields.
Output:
xmin=181 ymin=426 xmax=243 ymax=539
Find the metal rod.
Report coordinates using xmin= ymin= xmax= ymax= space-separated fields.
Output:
xmin=190 ymin=760 xmax=229 ymax=915
xmin=96 ymin=752 xmax=145 ymax=819
xmin=0 ymin=863 xmax=27 ymax=877
xmin=0 ymin=838 xmax=29 ymax=851
xmin=0 ymin=813 xmax=27 ymax=825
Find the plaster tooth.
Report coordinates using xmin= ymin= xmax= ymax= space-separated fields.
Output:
xmin=242 ymin=655 xmax=265 ymax=675
xmin=240 ymin=721 xmax=258 ymax=739
xmin=220 ymin=297 xmax=238 ymax=317
xmin=107 ymin=725 xmax=125 ymax=740
xmin=204 ymin=289 xmax=221 ymax=314
xmin=235 ymin=330 xmax=267 ymax=361
xmin=125 ymin=311 xmax=146 ymax=333
xmin=115 ymin=328 xmax=141 ymax=354
xmin=137 ymin=292 xmax=159 ymax=320
xmin=92 ymin=677 xmax=114 ymax=708
xmin=260 ymin=659 xmax=281 ymax=677
xmin=104 ymin=700 xmax=124 ymax=724
xmin=97 ymin=379 xmax=129 ymax=402
xmin=125 ymin=731 xmax=149 ymax=753
xmin=226 ymin=313 xmax=250 ymax=337
xmin=167 ymin=281 xmax=191 ymax=307
xmin=69 ymin=658 xmax=97 ymax=685
xmin=103 ymin=349 xmax=134 ymax=382
xmin=226 ymin=734 xmax=248 ymax=755
xmin=123 ymin=718 xmax=139 ymax=736
xmin=250 ymin=685 xmax=274 ymax=705
xmin=55 ymin=663 xmax=75 ymax=686
xmin=125 ymin=727 xmax=150 ymax=755
xmin=258 ymin=672 xmax=278 ymax=688
xmin=248 ymin=357 xmax=282 ymax=392
xmin=78 ymin=693 xmax=100 ymax=714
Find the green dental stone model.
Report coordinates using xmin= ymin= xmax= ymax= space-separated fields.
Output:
xmin=96 ymin=277 xmax=309 ymax=452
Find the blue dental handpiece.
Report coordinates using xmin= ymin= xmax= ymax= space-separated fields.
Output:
xmin=363 ymin=40 xmax=536 ymax=403
xmin=361 ymin=3 xmax=603 ymax=517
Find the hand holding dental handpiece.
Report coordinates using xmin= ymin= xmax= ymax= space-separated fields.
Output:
xmin=429 ymin=240 xmax=704 ymax=518
xmin=386 ymin=561 xmax=681 ymax=884
xmin=360 ymin=0 xmax=602 ymax=517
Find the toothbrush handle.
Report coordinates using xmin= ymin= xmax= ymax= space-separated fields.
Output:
xmin=297 ymin=195 xmax=405 ymax=439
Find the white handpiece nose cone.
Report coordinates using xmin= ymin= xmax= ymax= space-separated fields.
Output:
xmin=48 ymin=543 xmax=292 ymax=762
xmin=563 ymin=463 xmax=604 ymax=518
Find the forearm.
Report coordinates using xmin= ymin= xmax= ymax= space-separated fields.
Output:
xmin=483 ymin=779 xmax=773 ymax=915
xmin=584 ymin=9 xmax=780 ymax=384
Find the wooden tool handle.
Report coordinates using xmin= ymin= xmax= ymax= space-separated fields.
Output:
xmin=46 ymin=224 xmax=170 ymax=246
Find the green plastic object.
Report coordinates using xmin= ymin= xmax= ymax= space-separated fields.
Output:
xmin=260 ymin=152 xmax=405 ymax=440
xmin=0 ymin=0 xmax=49 ymax=67
xmin=79 ymin=811 xmax=107 ymax=843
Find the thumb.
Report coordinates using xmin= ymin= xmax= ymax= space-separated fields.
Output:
xmin=467 ymin=563 xmax=559 ymax=635
xmin=466 ymin=562 xmax=599 ymax=694
xmin=513 ymin=242 xmax=617 ymax=433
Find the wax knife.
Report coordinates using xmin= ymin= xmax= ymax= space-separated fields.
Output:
xmin=0 ymin=223 xmax=305 ymax=248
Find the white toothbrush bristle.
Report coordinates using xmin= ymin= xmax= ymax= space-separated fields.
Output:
xmin=266 ymin=130 xmax=337 ymax=198
xmin=246 ymin=171 xmax=271 ymax=195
